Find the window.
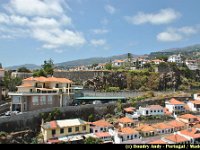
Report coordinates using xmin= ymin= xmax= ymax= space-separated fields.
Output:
xmin=161 ymin=110 xmax=163 ymax=112
xmin=48 ymin=96 xmax=53 ymax=105
xmin=162 ymin=130 xmax=164 ymax=133
xmin=158 ymin=110 xmax=160 ymax=112
xmin=68 ymin=128 xmax=72 ymax=133
xmin=154 ymin=110 xmax=156 ymax=112
xmin=60 ymin=128 xmax=64 ymax=134
xmin=100 ymin=128 xmax=103 ymax=131
xmin=32 ymin=96 xmax=39 ymax=105
xmin=56 ymin=84 xmax=59 ymax=88
xmin=13 ymin=96 xmax=21 ymax=104
xmin=52 ymin=130 xmax=56 ymax=135
xmin=75 ymin=127 xmax=79 ymax=132
xmin=40 ymin=96 xmax=46 ymax=105
xmin=127 ymin=135 xmax=129 ymax=139
xmin=82 ymin=126 xmax=86 ymax=131
xmin=150 ymin=110 xmax=153 ymax=113
xmin=135 ymin=134 xmax=137 ymax=138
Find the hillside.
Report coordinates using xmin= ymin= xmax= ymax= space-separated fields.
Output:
xmin=6 ymin=64 xmax=41 ymax=70
xmin=149 ymin=44 xmax=200 ymax=59
xmin=55 ymin=53 xmax=139 ymax=68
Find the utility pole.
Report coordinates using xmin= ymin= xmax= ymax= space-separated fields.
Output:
xmin=0 ymin=68 xmax=4 ymax=102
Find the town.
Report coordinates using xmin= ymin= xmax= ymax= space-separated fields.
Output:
xmin=1 ymin=52 xmax=200 ymax=144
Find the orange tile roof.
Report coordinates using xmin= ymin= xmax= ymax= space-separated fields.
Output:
xmin=180 ymin=128 xmax=200 ymax=139
xmin=190 ymin=100 xmax=200 ymax=105
xmin=179 ymin=114 xmax=198 ymax=119
xmin=151 ymin=59 xmax=164 ymax=62
xmin=168 ymin=98 xmax=185 ymax=105
xmin=167 ymin=120 xmax=185 ymax=128
xmin=50 ymin=121 xmax=57 ymax=129
xmin=149 ymin=140 xmax=167 ymax=144
xmin=152 ymin=123 xmax=173 ymax=130
xmin=165 ymin=134 xmax=189 ymax=143
xmin=114 ymin=60 xmax=124 ymax=63
xmin=118 ymin=117 xmax=134 ymax=123
xmin=17 ymin=83 xmax=33 ymax=87
xmin=95 ymin=132 xmax=111 ymax=138
xmin=92 ymin=120 xmax=113 ymax=127
xmin=24 ymin=76 xmax=72 ymax=83
xmin=146 ymin=105 xmax=164 ymax=109
xmin=194 ymin=124 xmax=200 ymax=129
xmin=136 ymin=124 xmax=156 ymax=132
xmin=124 ymin=107 xmax=135 ymax=113
xmin=184 ymin=104 xmax=191 ymax=111
xmin=119 ymin=127 xmax=138 ymax=135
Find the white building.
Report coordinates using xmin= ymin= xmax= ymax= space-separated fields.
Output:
xmin=177 ymin=128 xmax=200 ymax=144
xmin=90 ymin=120 xmax=114 ymax=133
xmin=94 ymin=132 xmax=113 ymax=143
xmin=117 ymin=117 xmax=137 ymax=128
xmin=112 ymin=60 xmax=125 ymax=67
xmin=151 ymin=59 xmax=165 ymax=65
xmin=113 ymin=127 xmax=140 ymax=144
xmin=165 ymin=98 xmax=185 ymax=114
xmin=138 ymin=105 xmax=164 ymax=116
xmin=152 ymin=122 xmax=174 ymax=135
xmin=168 ymin=54 xmax=183 ymax=63
xmin=187 ymin=100 xmax=200 ymax=112
xmin=185 ymin=60 xmax=199 ymax=70
xmin=162 ymin=133 xmax=190 ymax=144
xmin=193 ymin=93 xmax=200 ymax=101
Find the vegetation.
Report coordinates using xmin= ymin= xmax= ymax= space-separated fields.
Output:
xmin=17 ymin=67 xmax=31 ymax=73
xmin=88 ymin=114 xmax=95 ymax=122
xmin=33 ymin=59 xmax=54 ymax=77
xmin=84 ymin=137 xmax=103 ymax=144
xmin=40 ymin=108 xmax=62 ymax=122
xmin=105 ymin=87 xmax=120 ymax=92
xmin=3 ymin=71 xmax=22 ymax=92
xmin=105 ymin=63 xmax=112 ymax=70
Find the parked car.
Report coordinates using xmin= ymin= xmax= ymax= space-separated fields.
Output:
xmin=4 ymin=111 xmax=22 ymax=116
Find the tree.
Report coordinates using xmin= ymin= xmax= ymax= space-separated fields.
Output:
xmin=17 ymin=67 xmax=31 ymax=73
xmin=84 ymin=137 xmax=102 ymax=144
xmin=42 ymin=59 xmax=54 ymax=75
xmin=156 ymin=55 xmax=168 ymax=62
xmin=105 ymin=63 xmax=112 ymax=70
xmin=127 ymin=53 xmax=132 ymax=70
xmin=88 ymin=114 xmax=94 ymax=122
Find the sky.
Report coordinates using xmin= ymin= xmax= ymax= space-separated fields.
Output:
xmin=0 ymin=0 xmax=200 ymax=67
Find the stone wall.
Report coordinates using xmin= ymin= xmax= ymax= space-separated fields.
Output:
xmin=53 ymin=70 xmax=111 ymax=82
xmin=0 ymin=103 xmax=116 ymax=132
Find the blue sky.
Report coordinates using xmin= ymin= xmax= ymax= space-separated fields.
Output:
xmin=0 ymin=0 xmax=200 ymax=67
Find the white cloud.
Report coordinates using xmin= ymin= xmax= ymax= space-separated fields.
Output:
xmin=91 ymin=29 xmax=109 ymax=34
xmin=101 ymin=18 xmax=109 ymax=25
xmin=105 ymin=5 xmax=116 ymax=15
xmin=157 ymin=26 xmax=199 ymax=42
xmin=90 ymin=39 xmax=106 ymax=46
xmin=5 ymin=0 xmax=68 ymax=17
xmin=0 ymin=0 xmax=86 ymax=50
xmin=125 ymin=8 xmax=181 ymax=25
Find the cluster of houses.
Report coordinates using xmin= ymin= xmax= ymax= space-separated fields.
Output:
xmin=65 ymin=54 xmax=200 ymax=71
xmin=40 ymin=95 xmax=200 ymax=144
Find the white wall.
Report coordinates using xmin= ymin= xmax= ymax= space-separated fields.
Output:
xmin=187 ymin=102 xmax=196 ymax=112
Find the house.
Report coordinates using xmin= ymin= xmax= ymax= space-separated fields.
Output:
xmin=117 ymin=117 xmax=137 ymax=128
xmin=138 ymin=105 xmax=164 ymax=116
xmin=187 ymin=100 xmax=200 ymax=112
xmin=41 ymin=118 xmax=90 ymax=143
xmin=185 ymin=60 xmax=199 ymax=70
xmin=177 ymin=114 xmax=200 ymax=126
xmin=178 ymin=128 xmax=200 ymax=144
xmin=162 ymin=133 xmax=190 ymax=144
xmin=112 ymin=60 xmax=125 ymax=67
xmin=11 ymin=71 xmax=33 ymax=79
xmin=94 ymin=132 xmax=113 ymax=143
xmin=165 ymin=98 xmax=185 ymax=114
xmin=123 ymin=107 xmax=135 ymax=114
xmin=167 ymin=54 xmax=183 ymax=63
xmin=114 ymin=127 xmax=140 ymax=144
xmin=8 ymin=76 xmax=73 ymax=112
xmin=90 ymin=120 xmax=114 ymax=133
xmin=152 ymin=123 xmax=174 ymax=134
xmin=135 ymin=124 xmax=157 ymax=137
xmin=151 ymin=59 xmax=165 ymax=65
xmin=167 ymin=120 xmax=186 ymax=132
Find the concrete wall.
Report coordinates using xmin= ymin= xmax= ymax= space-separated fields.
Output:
xmin=0 ymin=103 xmax=116 ymax=132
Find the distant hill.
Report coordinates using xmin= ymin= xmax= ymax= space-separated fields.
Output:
xmin=55 ymin=53 xmax=140 ymax=68
xmin=6 ymin=64 xmax=41 ymax=70
xmin=149 ymin=44 xmax=200 ymax=59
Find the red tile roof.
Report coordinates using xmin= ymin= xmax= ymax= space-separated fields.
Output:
xmin=124 ymin=107 xmax=135 ymax=113
xmin=164 ymin=108 xmax=172 ymax=115
xmin=118 ymin=117 xmax=134 ymax=123
xmin=167 ymin=120 xmax=185 ymax=128
xmin=179 ymin=114 xmax=198 ymax=119
xmin=164 ymin=134 xmax=188 ymax=143
xmin=149 ymin=140 xmax=167 ymax=144
xmin=146 ymin=105 xmax=164 ymax=109
xmin=92 ymin=120 xmax=113 ymax=127
xmin=152 ymin=123 xmax=173 ymax=129
xmin=180 ymin=128 xmax=200 ymax=139
xmin=119 ymin=127 xmax=138 ymax=135
xmin=189 ymin=100 xmax=200 ymax=105
xmin=136 ymin=124 xmax=156 ymax=132
xmin=95 ymin=132 xmax=111 ymax=138
xmin=168 ymin=98 xmax=185 ymax=105
xmin=24 ymin=76 xmax=72 ymax=83
xmin=50 ymin=121 xmax=58 ymax=129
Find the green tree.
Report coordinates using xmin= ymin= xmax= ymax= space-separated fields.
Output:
xmin=88 ymin=114 xmax=94 ymax=122
xmin=42 ymin=59 xmax=54 ymax=75
xmin=105 ymin=63 xmax=112 ymax=70
xmin=17 ymin=67 xmax=31 ymax=73
xmin=156 ymin=55 xmax=168 ymax=62
xmin=84 ymin=137 xmax=102 ymax=144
